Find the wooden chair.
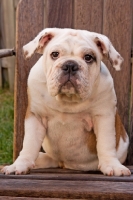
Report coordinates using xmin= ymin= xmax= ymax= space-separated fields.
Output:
xmin=0 ymin=0 xmax=133 ymax=199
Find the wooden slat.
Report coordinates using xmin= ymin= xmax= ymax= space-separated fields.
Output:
xmin=1 ymin=166 xmax=133 ymax=175
xmin=0 ymin=198 xmax=58 ymax=200
xmin=0 ymin=172 xmax=133 ymax=182
xmin=74 ymin=0 xmax=103 ymax=32
xmin=103 ymin=0 xmax=133 ymax=132
xmin=46 ymin=0 xmax=73 ymax=28
xmin=0 ymin=198 xmax=74 ymax=200
xmin=129 ymin=47 xmax=133 ymax=164
xmin=1 ymin=166 xmax=133 ymax=178
xmin=14 ymin=0 xmax=44 ymax=160
xmin=0 ymin=178 xmax=133 ymax=199
xmin=0 ymin=168 xmax=133 ymax=199
xmin=0 ymin=198 xmax=86 ymax=200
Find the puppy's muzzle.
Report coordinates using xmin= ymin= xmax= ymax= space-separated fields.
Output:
xmin=62 ymin=60 xmax=79 ymax=75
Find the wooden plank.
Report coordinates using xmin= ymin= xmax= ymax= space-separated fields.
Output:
xmin=0 ymin=172 xmax=133 ymax=182
xmin=103 ymin=0 xmax=133 ymax=132
xmin=129 ymin=46 xmax=133 ymax=164
xmin=0 ymin=178 xmax=133 ymax=199
xmin=14 ymin=0 xmax=44 ymax=160
xmin=0 ymin=198 xmax=54 ymax=200
xmin=0 ymin=198 xmax=84 ymax=200
xmin=74 ymin=0 xmax=103 ymax=32
xmin=1 ymin=166 xmax=132 ymax=175
xmin=46 ymin=0 xmax=73 ymax=28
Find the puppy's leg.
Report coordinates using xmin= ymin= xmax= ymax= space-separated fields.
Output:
xmin=35 ymin=152 xmax=58 ymax=169
xmin=115 ymin=112 xmax=129 ymax=164
xmin=94 ymin=113 xmax=131 ymax=176
xmin=2 ymin=111 xmax=46 ymax=175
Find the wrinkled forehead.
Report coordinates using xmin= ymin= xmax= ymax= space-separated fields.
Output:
xmin=46 ymin=29 xmax=99 ymax=55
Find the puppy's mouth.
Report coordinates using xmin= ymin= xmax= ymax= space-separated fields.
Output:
xmin=60 ymin=80 xmax=77 ymax=96
xmin=55 ymin=77 xmax=82 ymax=102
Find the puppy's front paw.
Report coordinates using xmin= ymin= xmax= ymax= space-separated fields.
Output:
xmin=99 ymin=161 xmax=131 ymax=176
xmin=1 ymin=157 xmax=35 ymax=175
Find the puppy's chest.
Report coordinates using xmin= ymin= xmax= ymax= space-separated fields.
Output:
xmin=46 ymin=114 xmax=94 ymax=149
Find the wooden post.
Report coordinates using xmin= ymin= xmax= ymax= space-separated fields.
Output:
xmin=14 ymin=0 xmax=44 ymax=160
xmin=74 ymin=0 xmax=103 ymax=33
xmin=129 ymin=47 xmax=133 ymax=164
xmin=103 ymin=0 xmax=133 ymax=133
xmin=46 ymin=0 xmax=73 ymax=28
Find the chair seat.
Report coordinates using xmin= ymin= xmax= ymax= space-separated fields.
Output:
xmin=0 ymin=167 xmax=133 ymax=199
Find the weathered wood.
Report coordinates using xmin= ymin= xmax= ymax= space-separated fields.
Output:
xmin=14 ymin=0 xmax=44 ymax=160
xmin=0 ymin=168 xmax=133 ymax=199
xmin=0 ymin=198 xmax=56 ymax=200
xmin=0 ymin=198 xmax=79 ymax=200
xmin=74 ymin=0 xmax=103 ymax=32
xmin=103 ymin=0 xmax=133 ymax=133
xmin=0 ymin=49 xmax=16 ymax=58
xmin=0 ymin=177 xmax=133 ymax=199
xmin=46 ymin=0 xmax=73 ymax=28
xmin=129 ymin=46 xmax=133 ymax=164
xmin=1 ymin=165 xmax=133 ymax=174
xmin=0 ymin=170 xmax=133 ymax=182
xmin=0 ymin=0 xmax=15 ymax=91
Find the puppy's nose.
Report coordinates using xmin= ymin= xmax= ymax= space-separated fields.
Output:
xmin=62 ymin=61 xmax=79 ymax=75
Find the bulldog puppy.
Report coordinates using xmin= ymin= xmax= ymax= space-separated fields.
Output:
xmin=2 ymin=28 xmax=131 ymax=176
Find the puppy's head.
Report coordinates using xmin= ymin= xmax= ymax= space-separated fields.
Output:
xmin=23 ymin=28 xmax=123 ymax=102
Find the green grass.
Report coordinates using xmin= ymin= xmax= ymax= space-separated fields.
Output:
xmin=0 ymin=89 xmax=14 ymax=164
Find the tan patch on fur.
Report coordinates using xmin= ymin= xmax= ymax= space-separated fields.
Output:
xmin=58 ymin=161 xmax=65 ymax=168
xmin=115 ymin=111 xmax=127 ymax=149
xmin=114 ymin=60 xmax=118 ymax=65
xmin=117 ymin=54 xmax=123 ymax=61
xmin=86 ymin=111 xmax=127 ymax=154
xmin=23 ymin=50 xmax=29 ymax=59
xmin=87 ymin=129 xmax=97 ymax=154
xmin=25 ymin=106 xmax=32 ymax=119
xmin=25 ymin=89 xmax=33 ymax=119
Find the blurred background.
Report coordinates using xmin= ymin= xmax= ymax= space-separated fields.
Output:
xmin=0 ymin=0 xmax=19 ymax=164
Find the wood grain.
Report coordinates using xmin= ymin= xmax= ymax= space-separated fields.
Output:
xmin=46 ymin=0 xmax=73 ymax=28
xmin=0 ymin=178 xmax=133 ymax=199
xmin=103 ymin=0 xmax=132 ymax=132
xmin=129 ymin=46 xmax=133 ymax=164
xmin=0 ymin=172 xmax=133 ymax=182
xmin=74 ymin=0 xmax=103 ymax=32
xmin=0 ymin=198 xmax=74 ymax=200
xmin=14 ymin=0 xmax=44 ymax=160
xmin=0 ymin=168 xmax=133 ymax=199
xmin=0 ymin=49 xmax=16 ymax=58
xmin=0 ymin=198 xmax=59 ymax=200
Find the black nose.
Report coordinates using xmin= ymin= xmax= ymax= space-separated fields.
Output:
xmin=62 ymin=61 xmax=79 ymax=75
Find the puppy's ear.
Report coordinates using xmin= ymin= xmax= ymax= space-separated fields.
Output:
xmin=93 ymin=33 xmax=123 ymax=71
xmin=23 ymin=28 xmax=57 ymax=59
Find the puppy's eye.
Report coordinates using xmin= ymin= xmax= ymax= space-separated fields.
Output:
xmin=84 ymin=54 xmax=94 ymax=63
xmin=51 ymin=52 xmax=59 ymax=59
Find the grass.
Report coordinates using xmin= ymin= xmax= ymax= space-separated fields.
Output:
xmin=0 ymin=89 xmax=14 ymax=165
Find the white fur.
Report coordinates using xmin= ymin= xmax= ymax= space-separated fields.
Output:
xmin=2 ymin=28 xmax=130 ymax=176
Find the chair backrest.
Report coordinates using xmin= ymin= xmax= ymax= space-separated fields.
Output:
xmin=14 ymin=0 xmax=133 ymax=164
